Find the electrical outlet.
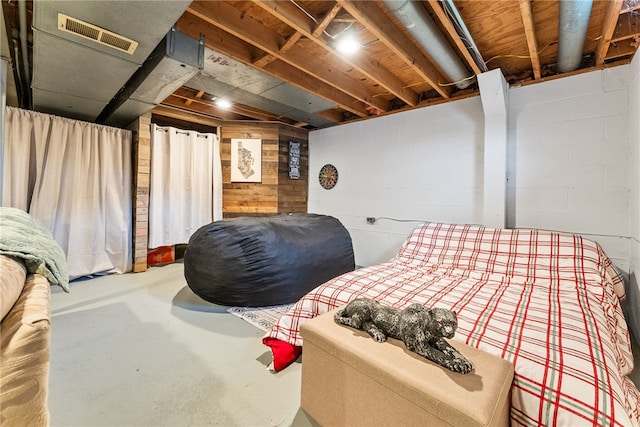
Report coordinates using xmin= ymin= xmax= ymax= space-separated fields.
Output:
xmin=366 ymin=217 xmax=376 ymax=225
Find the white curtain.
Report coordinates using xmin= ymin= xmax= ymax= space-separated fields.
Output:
xmin=148 ymin=124 xmax=222 ymax=248
xmin=2 ymin=106 xmax=132 ymax=279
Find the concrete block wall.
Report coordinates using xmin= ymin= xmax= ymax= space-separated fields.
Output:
xmin=509 ymin=68 xmax=630 ymax=267
xmin=628 ymin=52 xmax=640 ymax=340
xmin=308 ymin=97 xmax=485 ymax=266
xmin=509 ymin=67 xmax=629 ymax=232
xmin=309 ymin=66 xmax=632 ymax=272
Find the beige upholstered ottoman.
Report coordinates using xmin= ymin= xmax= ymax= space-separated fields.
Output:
xmin=300 ymin=308 xmax=514 ymax=427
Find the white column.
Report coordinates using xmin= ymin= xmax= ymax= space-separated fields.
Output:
xmin=628 ymin=47 xmax=640 ymax=342
xmin=478 ymin=69 xmax=509 ymax=228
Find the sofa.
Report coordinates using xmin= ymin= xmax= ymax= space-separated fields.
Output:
xmin=0 ymin=207 xmax=70 ymax=426
xmin=0 ymin=256 xmax=52 ymax=426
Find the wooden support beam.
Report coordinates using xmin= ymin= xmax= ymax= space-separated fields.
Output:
xmin=163 ymin=95 xmax=240 ymax=121
xmin=253 ymin=32 xmax=302 ymax=67
xmin=596 ymin=0 xmax=624 ymax=65
xmin=184 ymin=89 xmax=205 ymax=106
xmin=425 ymin=0 xmax=483 ymax=76
xmin=187 ymin=1 xmax=388 ymax=113
xmin=280 ymin=31 xmax=303 ymax=53
xmin=611 ymin=10 xmax=640 ymax=43
xmin=152 ymin=105 xmax=223 ymax=127
xmin=170 ymin=87 xmax=299 ymax=124
xmin=254 ymin=0 xmax=419 ymax=106
xmin=177 ymin=11 xmax=371 ymax=118
xmin=313 ymin=3 xmax=342 ymax=38
xmin=337 ymin=0 xmax=452 ymax=99
xmin=253 ymin=53 xmax=277 ymax=68
xmin=315 ymin=108 xmax=346 ymax=123
xmin=519 ymin=0 xmax=541 ymax=80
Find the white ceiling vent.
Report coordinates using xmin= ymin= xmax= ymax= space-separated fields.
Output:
xmin=57 ymin=13 xmax=139 ymax=55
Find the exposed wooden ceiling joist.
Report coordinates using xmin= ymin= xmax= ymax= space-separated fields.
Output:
xmin=312 ymin=3 xmax=342 ymax=38
xmin=597 ymin=0 xmax=625 ymax=65
xmin=424 ymin=0 xmax=483 ymax=76
xmin=171 ymin=87 xmax=299 ymax=123
xmin=519 ymin=0 xmax=542 ymax=80
xmin=152 ymin=104 xmax=223 ymax=128
xmin=186 ymin=1 xmax=389 ymax=113
xmin=254 ymin=0 xmax=420 ymax=106
xmin=176 ymin=11 xmax=370 ymax=118
xmin=337 ymin=0 xmax=452 ymax=99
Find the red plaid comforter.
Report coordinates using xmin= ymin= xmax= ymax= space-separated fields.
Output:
xmin=264 ymin=222 xmax=640 ymax=426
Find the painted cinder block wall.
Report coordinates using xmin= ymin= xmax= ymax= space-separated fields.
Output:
xmin=628 ymin=52 xmax=640 ymax=340
xmin=309 ymin=66 xmax=630 ymax=267
xmin=308 ymin=64 xmax=638 ymax=337
xmin=308 ymin=97 xmax=485 ymax=265
xmin=509 ymin=67 xmax=630 ymax=268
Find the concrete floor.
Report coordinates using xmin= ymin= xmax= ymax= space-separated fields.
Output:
xmin=49 ymin=262 xmax=315 ymax=427
xmin=49 ymin=262 xmax=640 ymax=426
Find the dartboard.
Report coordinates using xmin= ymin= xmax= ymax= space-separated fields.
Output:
xmin=318 ymin=164 xmax=338 ymax=189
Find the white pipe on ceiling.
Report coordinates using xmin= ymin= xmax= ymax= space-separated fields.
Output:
xmin=382 ymin=0 xmax=474 ymax=89
xmin=557 ymin=0 xmax=593 ymax=73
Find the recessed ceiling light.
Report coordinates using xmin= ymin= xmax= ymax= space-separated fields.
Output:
xmin=336 ymin=36 xmax=361 ymax=55
xmin=216 ymin=99 xmax=232 ymax=109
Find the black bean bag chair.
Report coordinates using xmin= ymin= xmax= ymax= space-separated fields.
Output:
xmin=183 ymin=214 xmax=355 ymax=307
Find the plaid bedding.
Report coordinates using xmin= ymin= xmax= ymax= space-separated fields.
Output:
xmin=264 ymin=222 xmax=640 ymax=426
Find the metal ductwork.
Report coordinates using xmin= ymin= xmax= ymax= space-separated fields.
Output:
xmin=31 ymin=0 xmax=193 ymax=122
xmin=29 ymin=1 xmax=336 ymax=128
xmin=99 ymin=28 xmax=204 ymax=127
xmin=382 ymin=0 xmax=474 ymax=89
xmin=557 ymin=0 xmax=593 ymax=73
xmin=186 ymin=48 xmax=337 ymax=128
xmin=18 ymin=0 xmax=30 ymax=108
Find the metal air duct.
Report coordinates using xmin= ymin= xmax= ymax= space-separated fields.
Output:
xmin=557 ymin=0 xmax=593 ymax=73
xmin=98 ymin=27 xmax=204 ymax=127
xmin=18 ymin=0 xmax=31 ymax=108
xmin=382 ymin=0 xmax=473 ymax=89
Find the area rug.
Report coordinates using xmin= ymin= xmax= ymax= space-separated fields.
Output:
xmin=227 ymin=303 xmax=294 ymax=332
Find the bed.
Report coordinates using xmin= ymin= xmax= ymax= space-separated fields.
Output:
xmin=263 ymin=222 xmax=640 ymax=426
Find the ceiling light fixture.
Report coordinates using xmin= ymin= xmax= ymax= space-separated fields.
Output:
xmin=216 ymin=99 xmax=232 ymax=109
xmin=336 ymin=35 xmax=361 ymax=55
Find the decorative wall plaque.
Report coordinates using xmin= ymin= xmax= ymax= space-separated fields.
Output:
xmin=289 ymin=141 xmax=301 ymax=179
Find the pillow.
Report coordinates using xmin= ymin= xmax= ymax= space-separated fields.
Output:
xmin=262 ymin=337 xmax=302 ymax=372
xmin=0 ymin=255 xmax=27 ymax=320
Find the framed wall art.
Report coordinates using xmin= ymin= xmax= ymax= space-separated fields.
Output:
xmin=231 ymin=138 xmax=262 ymax=182
xmin=288 ymin=141 xmax=301 ymax=179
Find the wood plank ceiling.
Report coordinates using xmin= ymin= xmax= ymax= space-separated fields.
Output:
xmin=166 ymin=0 xmax=640 ymax=129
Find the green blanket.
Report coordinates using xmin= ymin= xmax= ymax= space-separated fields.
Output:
xmin=0 ymin=207 xmax=70 ymax=292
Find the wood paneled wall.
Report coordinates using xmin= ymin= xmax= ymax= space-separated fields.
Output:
xmin=129 ymin=113 xmax=151 ymax=272
xmin=131 ymin=116 xmax=308 ymax=272
xmin=278 ymin=125 xmax=308 ymax=214
xmin=221 ymin=122 xmax=308 ymax=217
